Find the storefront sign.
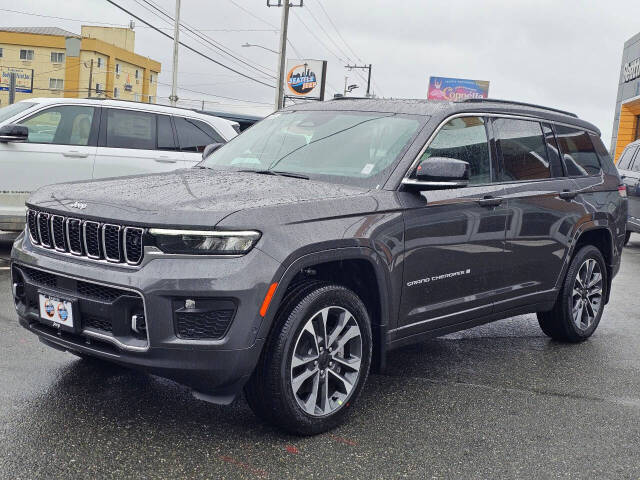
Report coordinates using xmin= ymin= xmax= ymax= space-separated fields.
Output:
xmin=285 ymin=59 xmax=327 ymax=101
xmin=0 ymin=67 xmax=34 ymax=93
xmin=623 ymin=57 xmax=640 ymax=83
xmin=428 ymin=76 xmax=490 ymax=101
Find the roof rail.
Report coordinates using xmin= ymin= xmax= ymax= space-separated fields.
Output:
xmin=459 ymin=98 xmax=578 ymax=118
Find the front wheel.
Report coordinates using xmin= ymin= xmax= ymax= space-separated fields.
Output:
xmin=245 ymin=282 xmax=372 ymax=435
xmin=538 ymin=245 xmax=607 ymax=342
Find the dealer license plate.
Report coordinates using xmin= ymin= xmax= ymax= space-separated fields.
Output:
xmin=39 ymin=294 xmax=74 ymax=328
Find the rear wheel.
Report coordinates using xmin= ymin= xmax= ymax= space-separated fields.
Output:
xmin=245 ymin=282 xmax=372 ymax=435
xmin=538 ymin=245 xmax=607 ymax=342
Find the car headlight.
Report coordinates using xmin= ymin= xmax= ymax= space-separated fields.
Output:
xmin=148 ymin=228 xmax=261 ymax=255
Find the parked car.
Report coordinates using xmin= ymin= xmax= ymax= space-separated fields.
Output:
xmin=615 ymin=139 xmax=640 ymax=245
xmin=11 ymin=98 xmax=627 ymax=435
xmin=0 ymin=98 xmax=238 ymax=233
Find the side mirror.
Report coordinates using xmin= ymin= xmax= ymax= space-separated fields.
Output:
xmin=202 ymin=142 xmax=225 ymax=159
xmin=402 ymin=156 xmax=470 ymax=190
xmin=0 ymin=124 xmax=28 ymax=143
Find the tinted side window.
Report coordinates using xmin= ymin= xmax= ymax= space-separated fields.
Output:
xmin=419 ymin=116 xmax=492 ymax=185
xmin=555 ymin=125 xmax=601 ymax=176
xmin=615 ymin=146 xmax=636 ymax=171
xmin=175 ymin=117 xmax=224 ymax=153
xmin=106 ymin=109 xmax=156 ymax=150
xmin=19 ymin=105 xmax=95 ymax=146
xmin=157 ymin=114 xmax=176 ymax=151
xmin=493 ymin=118 xmax=550 ymax=181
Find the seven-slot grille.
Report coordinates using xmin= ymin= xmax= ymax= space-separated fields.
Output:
xmin=27 ymin=208 xmax=144 ymax=265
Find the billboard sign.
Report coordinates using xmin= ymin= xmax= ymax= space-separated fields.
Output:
xmin=428 ymin=76 xmax=489 ymax=101
xmin=285 ymin=59 xmax=327 ymax=101
xmin=0 ymin=67 xmax=34 ymax=93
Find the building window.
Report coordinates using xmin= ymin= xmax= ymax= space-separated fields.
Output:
xmin=134 ymin=93 xmax=140 ymax=102
xmin=49 ymin=78 xmax=64 ymax=90
xmin=115 ymin=63 xmax=121 ymax=75
xmin=148 ymin=96 xmax=154 ymax=104
xmin=135 ymin=69 xmax=140 ymax=80
xmin=20 ymin=49 xmax=34 ymax=61
xmin=150 ymin=74 xmax=154 ymax=84
xmin=113 ymin=87 xmax=120 ymax=98
xmin=50 ymin=52 xmax=65 ymax=63
xmin=636 ymin=116 xmax=640 ymax=141
xmin=0 ymin=48 xmax=3 ymax=58
xmin=97 ymin=57 xmax=103 ymax=68
xmin=95 ymin=83 xmax=103 ymax=94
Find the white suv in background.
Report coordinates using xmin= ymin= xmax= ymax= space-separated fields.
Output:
xmin=0 ymin=98 xmax=238 ymax=233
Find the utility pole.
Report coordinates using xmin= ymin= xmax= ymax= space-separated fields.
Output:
xmin=8 ymin=72 xmax=16 ymax=104
xmin=87 ymin=59 xmax=94 ymax=98
xmin=345 ymin=64 xmax=373 ymax=97
xmin=268 ymin=0 xmax=303 ymax=110
xmin=169 ymin=0 xmax=181 ymax=106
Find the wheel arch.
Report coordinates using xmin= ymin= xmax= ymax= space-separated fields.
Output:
xmin=566 ymin=224 xmax=615 ymax=304
xmin=258 ymin=247 xmax=392 ymax=372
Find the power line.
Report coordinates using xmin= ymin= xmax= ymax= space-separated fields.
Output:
xmin=136 ymin=0 xmax=276 ymax=79
xmin=226 ymin=0 xmax=302 ymax=58
xmin=156 ymin=80 xmax=271 ymax=105
xmin=312 ymin=0 xmax=362 ymax=63
xmin=291 ymin=9 xmax=343 ymax=62
xmin=0 ymin=7 xmax=277 ymax=32
xmin=304 ymin=2 xmax=354 ymax=63
xmin=104 ymin=0 xmax=275 ymax=89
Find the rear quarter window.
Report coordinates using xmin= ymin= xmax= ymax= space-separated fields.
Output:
xmin=555 ymin=125 xmax=601 ymax=176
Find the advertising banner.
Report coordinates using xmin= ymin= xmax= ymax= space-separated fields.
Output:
xmin=285 ymin=59 xmax=327 ymax=101
xmin=428 ymin=76 xmax=489 ymax=101
xmin=0 ymin=67 xmax=34 ymax=93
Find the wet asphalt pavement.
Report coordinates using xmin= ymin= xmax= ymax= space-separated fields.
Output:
xmin=1 ymin=238 xmax=640 ymax=479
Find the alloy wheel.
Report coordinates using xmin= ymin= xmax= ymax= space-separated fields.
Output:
xmin=290 ymin=306 xmax=362 ymax=416
xmin=571 ymin=258 xmax=603 ymax=331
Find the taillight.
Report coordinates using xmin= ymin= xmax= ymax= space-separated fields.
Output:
xmin=618 ymin=185 xmax=627 ymax=197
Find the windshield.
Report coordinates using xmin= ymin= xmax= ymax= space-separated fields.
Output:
xmin=200 ymin=110 xmax=423 ymax=188
xmin=0 ymin=102 xmax=36 ymax=124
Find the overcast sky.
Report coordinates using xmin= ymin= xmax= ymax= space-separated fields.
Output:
xmin=3 ymin=0 xmax=639 ymax=146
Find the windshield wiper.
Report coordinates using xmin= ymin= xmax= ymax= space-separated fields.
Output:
xmin=237 ymin=169 xmax=309 ymax=180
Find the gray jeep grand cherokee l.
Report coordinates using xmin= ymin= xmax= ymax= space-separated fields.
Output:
xmin=10 ymin=98 xmax=627 ymax=435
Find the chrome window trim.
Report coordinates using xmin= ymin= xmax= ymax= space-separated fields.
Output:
xmin=83 ymin=221 xmax=102 ymax=259
xmin=50 ymin=215 xmax=67 ymax=252
xmin=37 ymin=212 xmax=51 ymax=248
xmin=101 ymin=224 xmax=122 ymax=263
xmin=402 ymin=112 xmax=600 ymax=183
xmin=65 ymin=218 xmax=83 ymax=256
xmin=123 ymin=227 xmax=144 ymax=266
xmin=17 ymin=263 xmax=149 ymax=352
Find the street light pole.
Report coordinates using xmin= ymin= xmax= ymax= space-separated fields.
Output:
xmin=274 ymin=0 xmax=290 ymax=111
xmin=169 ymin=0 xmax=181 ymax=106
xmin=242 ymin=43 xmax=278 ymax=54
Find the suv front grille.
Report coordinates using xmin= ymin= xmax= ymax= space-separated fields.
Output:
xmin=27 ymin=208 xmax=145 ymax=266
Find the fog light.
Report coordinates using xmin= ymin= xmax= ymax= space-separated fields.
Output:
xmin=185 ymin=299 xmax=196 ymax=309
xmin=131 ymin=314 xmax=146 ymax=334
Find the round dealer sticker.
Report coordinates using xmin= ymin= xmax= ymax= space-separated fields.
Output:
xmin=44 ymin=299 xmax=55 ymax=318
xmin=57 ymin=303 xmax=69 ymax=322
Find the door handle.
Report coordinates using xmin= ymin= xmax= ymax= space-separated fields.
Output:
xmin=63 ymin=150 xmax=89 ymax=158
xmin=559 ymin=189 xmax=578 ymax=200
xmin=476 ymin=196 xmax=503 ymax=207
xmin=154 ymin=157 xmax=178 ymax=163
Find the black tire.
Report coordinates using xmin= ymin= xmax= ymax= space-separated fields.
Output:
xmin=537 ymin=245 xmax=607 ymax=342
xmin=624 ymin=231 xmax=631 ymax=246
xmin=245 ymin=282 xmax=372 ymax=435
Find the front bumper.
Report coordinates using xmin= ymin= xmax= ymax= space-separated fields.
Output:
xmin=10 ymin=232 xmax=282 ymax=401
